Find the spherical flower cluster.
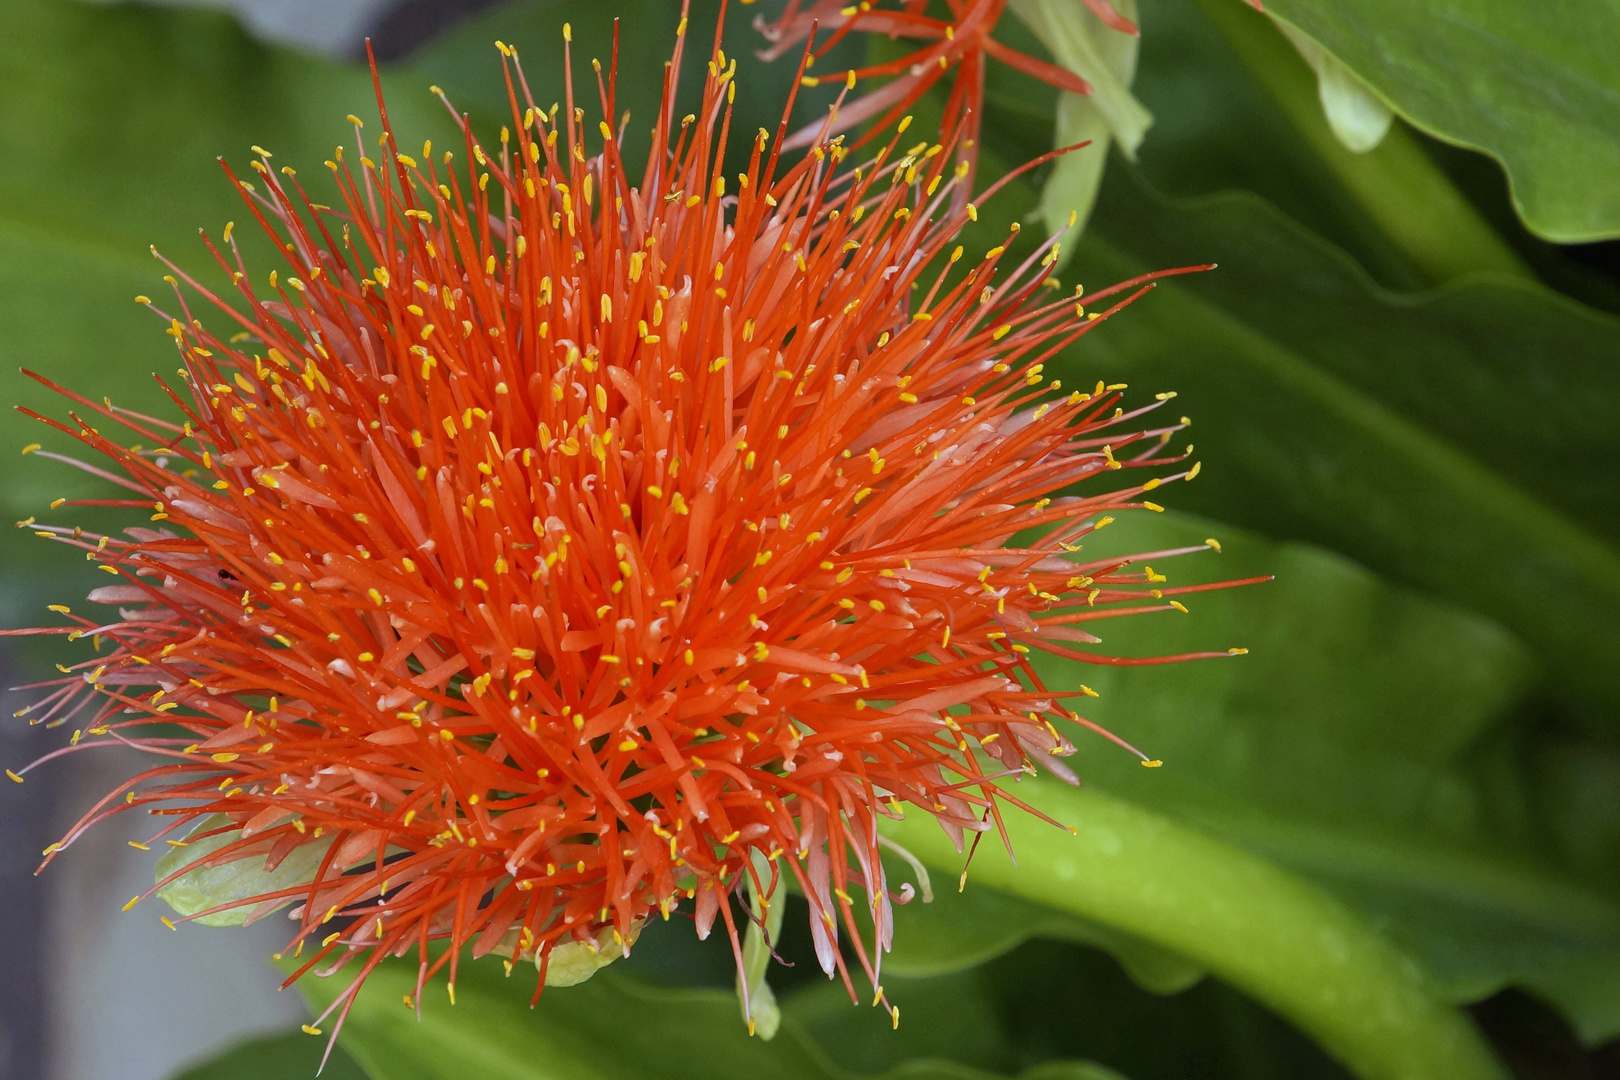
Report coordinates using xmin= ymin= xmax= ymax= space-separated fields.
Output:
xmin=9 ymin=14 xmax=1253 ymax=1041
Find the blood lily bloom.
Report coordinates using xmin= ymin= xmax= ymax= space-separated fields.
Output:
xmin=8 ymin=9 xmax=1258 ymax=1047
xmin=752 ymin=0 xmax=1137 ymax=171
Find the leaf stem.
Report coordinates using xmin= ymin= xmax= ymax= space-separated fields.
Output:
xmin=884 ymin=782 xmax=1508 ymax=1080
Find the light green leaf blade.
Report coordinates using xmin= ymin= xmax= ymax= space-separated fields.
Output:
xmin=1034 ymin=94 xmax=1114 ymax=265
xmin=1008 ymin=0 xmax=1151 ymax=154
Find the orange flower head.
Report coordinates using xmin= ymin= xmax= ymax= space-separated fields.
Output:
xmin=9 ymin=11 xmax=1258 ymax=1040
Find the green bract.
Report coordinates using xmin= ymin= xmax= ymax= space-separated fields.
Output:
xmin=155 ymin=814 xmax=334 ymax=928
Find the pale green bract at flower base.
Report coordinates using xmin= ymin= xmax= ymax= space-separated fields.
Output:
xmin=483 ymin=918 xmax=642 ymax=988
xmin=158 ymin=814 xmax=640 ymax=988
xmin=1008 ymin=0 xmax=1149 ymax=267
xmin=1010 ymin=0 xmax=1152 ymax=156
xmin=534 ymin=925 xmax=638 ymax=988
xmin=155 ymin=814 xmax=335 ymax=928
xmin=735 ymin=850 xmax=786 ymax=1040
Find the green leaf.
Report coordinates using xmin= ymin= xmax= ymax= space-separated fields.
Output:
xmin=1026 ymin=511 xmax=1620 ymax=1039
xmin=1100 ymin=183 xmax=1620 ymax=713
xmin=1033 ymin=93 xmax=1114 ymax=263
xmin=1009 ymin=0 xmax=1151 ymax=155
xmin=738 ymin=852 xmax=789 ymax=1039
xmin=1254 ymin=0 xmax=1620 ymax=242
xmin=294 ymin=955 xmax=1126 ymax=1080
xmin=1096 ymin=0 xmax=1526 ymax=290
xmin=168 ymin=1030 xmax=369 ymax=1080
xmin=990 ymin=148 xmax=1620 ymax=714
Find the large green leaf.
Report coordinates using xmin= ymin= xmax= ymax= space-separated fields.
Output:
xmin=293 ymin=955 xmax=1124 ymax=1080
xmin=1064 ymin=170 xmax=1620 ymax=716
xmin=1128 ymin=0 xmax=1527 ymax=291
xmin=1039 ymin=512 xmax=1620 ymax=1035
xmin=168 ymin=1030 xmax=368 ymax=1080
xmin=893 ymin=0 xmax=1620 ymax=714
xmin=861 ymin=506 xmax=1620 ymax=1052
xmin=1254 ymin=0 xmax=1620 ymax=243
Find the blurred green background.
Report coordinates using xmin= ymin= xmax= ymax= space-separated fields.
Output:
xmin=2 ymin=1 xmax=1619 ymax=1078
